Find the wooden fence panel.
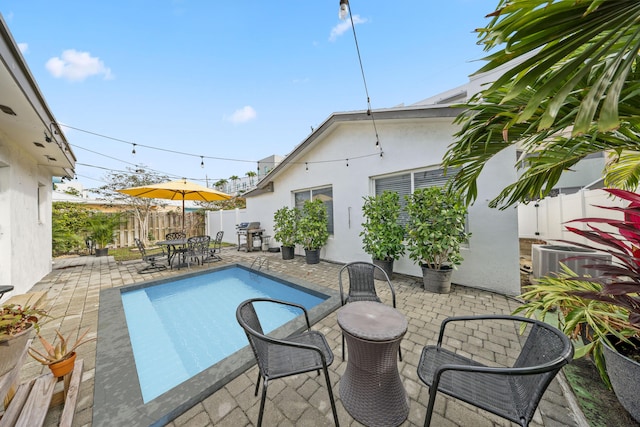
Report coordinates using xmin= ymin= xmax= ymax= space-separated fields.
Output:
xmin=114 ymin=212 xmax=205 ymax=247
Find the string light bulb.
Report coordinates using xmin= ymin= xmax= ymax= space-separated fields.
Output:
xmin=131 ymin=143 xmax=136 ymax=156
xmin=339 ymin=0 xmax=349 ymax=20
xmin=200 ymin=156 xmax=205 ymax=168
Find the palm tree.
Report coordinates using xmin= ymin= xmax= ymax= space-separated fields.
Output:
xmin=229 ymin=175 xmax=240 ymax=193
xmin=214 ymin=179 xmax=228 ymax=192
xmin=246 ymin=171 xmax=257 ymax=186
xmin=443 ymin=0 xmax=640 ymax=209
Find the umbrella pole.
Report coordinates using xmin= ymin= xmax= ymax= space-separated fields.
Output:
xmin=182 ymin=198 xmax=185 ymax=232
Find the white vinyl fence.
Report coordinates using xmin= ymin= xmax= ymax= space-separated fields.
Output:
xmin=518 ymin=188 xmax=625 ymax=246
xmin=205 ymin=208 xmax=249 ymax=247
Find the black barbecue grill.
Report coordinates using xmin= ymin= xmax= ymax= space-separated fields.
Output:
xmin=237 ymin=222 xmax=264 ymax=252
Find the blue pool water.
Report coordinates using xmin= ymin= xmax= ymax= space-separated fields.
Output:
xmin=121 ymin=267 xmax=327 ymax=402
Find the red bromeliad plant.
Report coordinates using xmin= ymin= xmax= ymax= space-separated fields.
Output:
xmin=559 ymin=188 xmax=640 ymax=330
xmin=515 ymin=188 xmax=640 ymax=387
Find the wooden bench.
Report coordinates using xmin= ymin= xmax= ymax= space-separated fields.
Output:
xmin=0 ymin=304 xmax=84 ymax=427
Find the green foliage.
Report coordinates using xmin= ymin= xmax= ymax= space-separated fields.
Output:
xmin=52 ymin=202 xmax=92 ymax=256
xmin=515 ymin=188 xmax=640 ymax=388
xmin=443 ymin=0 xmax=640 ymax=208
xmin=514 ymin=265 xmax=639 ymax=389
xmin=85 ymin=212 xmax=123 ymax=248
xmin=296 ymin=199 xmax=329 ymax=250
xmin=29 ymin=328 xmax=94 ymax=365
xmin=405 ymin=187 xmax=470 ymax=270
xmin=0 ymin=304 xmax=47 ymax=340
xmin=273 ymin=206 xmax=300 ymax=247
xmin=360 ymin=191 xmax=405 ymax=261
xmin=92 ymin=166 xmax=168 ymax=245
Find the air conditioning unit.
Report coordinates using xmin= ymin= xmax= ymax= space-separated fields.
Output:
xmin=531 ymin=244 xmax=612 ymax=279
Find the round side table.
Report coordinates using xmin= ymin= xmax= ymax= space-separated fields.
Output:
xmin=337 ymin=301 xmax=409 ymax=427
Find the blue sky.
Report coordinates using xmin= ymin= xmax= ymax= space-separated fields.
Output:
xmin=1 ymin=1 xmax=494 ymax=190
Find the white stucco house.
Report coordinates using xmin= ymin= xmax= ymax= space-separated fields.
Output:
xmin=244 ymin=66 xmax=522 ymax=295
xmin=0 ymin=16 xmax=76 ymax=297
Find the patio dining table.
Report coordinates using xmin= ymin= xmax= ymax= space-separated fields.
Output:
xmin=155 ymin=238 xmax=188 ymax=269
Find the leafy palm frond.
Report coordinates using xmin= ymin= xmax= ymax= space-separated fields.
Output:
xmin=445 ymin=0 xmax=640 ymax=208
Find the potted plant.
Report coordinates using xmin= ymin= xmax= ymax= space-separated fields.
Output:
xmin=296 ymin=199 xmax=329 ymax=264
xmin=29 ymin=328 xmax=95 ymax=377
xmin=405 ymin=187 xmax=470 ymax=293
xmin=360 ymin=191 xmax=405 ymax=279
xmin=515 ymin=188 xmax=640 ymax=422
xmin=273 ymin=206 xmax=300 ymax=260
xmin=0 ymin=304 xmax=46 ymax=377
xmin=86 ymin=212 xmax=122 ymax=257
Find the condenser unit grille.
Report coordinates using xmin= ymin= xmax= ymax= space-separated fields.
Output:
xmin=531 ymin=244 xmax=612 ymax=279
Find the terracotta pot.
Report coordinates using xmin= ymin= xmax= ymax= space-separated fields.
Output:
xmin=0 ymin=324 xmax=34 ymax=377
xmin=49 ymin=351 xmax=77 ymax=377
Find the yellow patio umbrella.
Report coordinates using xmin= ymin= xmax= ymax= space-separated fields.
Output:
xmin=116 ymin=178 xmax=232 ymax=230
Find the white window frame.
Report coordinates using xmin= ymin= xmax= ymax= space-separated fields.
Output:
xmin=293 ymin=186 xmax=334 ymax=235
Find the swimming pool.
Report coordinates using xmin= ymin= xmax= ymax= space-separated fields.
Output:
xmin=122 ymin=267 xmax=327 ymax=402
xmin=93 ymin=263 xmax=340 ymax=427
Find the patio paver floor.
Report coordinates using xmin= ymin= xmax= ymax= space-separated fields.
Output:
xmin=17 ymin=248 xmax=589 ymax=427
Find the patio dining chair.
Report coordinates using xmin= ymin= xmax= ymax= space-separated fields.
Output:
xmin=185 ymin=235 xmax=211 ymax=267
xmin=236 ymin=298 xmax=339 ymax=427
xmin=134 ymin=238 xmax=168 ymax=274
xmin=204 ymin=231 xmax=224 ymax=263
xmin=165 ymin=231 xmax=187 ymax=267
xmin=417 ymin=314 xmax=574 ymax=427
xmin=338 ymin=261 xmax=401 ymax=360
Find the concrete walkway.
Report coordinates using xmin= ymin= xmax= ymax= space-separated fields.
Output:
xmin=21 ymin=248 xmax=587 ymax=427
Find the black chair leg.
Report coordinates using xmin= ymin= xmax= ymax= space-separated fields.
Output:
xmin=341 ymin=333 xmax=345 ymax=360
xmin=258 ymin=379 xmax=268 ymax=427
xmin=322 ymin=366 xmax=340 ymax=426
xmin=254 ymin=373 xmax=261 ymax=396
xmin=424 ymin=387 xmax=438 ymax=427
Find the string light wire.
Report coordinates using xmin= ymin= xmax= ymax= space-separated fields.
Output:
xmin=343 ymin=1 xmax=382 ymax=151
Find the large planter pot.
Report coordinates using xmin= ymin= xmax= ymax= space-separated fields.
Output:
xmin=281 ymin=246 xmax=295 ymax=260
xmin=0 ymin=324 xmax=34 ymax=377
xmin=95 ymin=248 xmax=109 ymax=257
xmin=305 ymin=249 xmax=320 ymax=265
xmin=49 ymin=351 xmax=77 ymax=378
xmin=372 ymin=258 xmax=393 ymax=280
xmin=421 ymin=265 xmax=453 ymax=293
xmin=603 ymin=338 xmax=640 ymax=423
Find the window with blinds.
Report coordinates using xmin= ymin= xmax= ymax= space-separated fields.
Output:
xmin=374 ymin=167 xmax=460 ymax=227
xmin=294 ymin=186 xmax=334 ymax=234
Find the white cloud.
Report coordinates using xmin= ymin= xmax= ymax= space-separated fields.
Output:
xmin=225 ymin=106 xmax=257 ymax=124
xmin=45 ymin=49 xmax=113 ymax=82
xmin=329 ymin=15 xmax=367 ymax=42
xmin=17 ymin=43 xmax=28 ymax=54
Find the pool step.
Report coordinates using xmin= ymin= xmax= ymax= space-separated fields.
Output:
xmin=121 ymin=289 xmax=190 ymax=402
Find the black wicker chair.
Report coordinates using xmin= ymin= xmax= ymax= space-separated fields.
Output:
xmin=134 ymin=238 xmax=168 ymax=274
xmin=417 ymin=315 xmax=574 ymax=427
xmin=236 ymin=298 xmax=339 ymax=427
xmin=338 ymin=261 xmax=400 ymax=360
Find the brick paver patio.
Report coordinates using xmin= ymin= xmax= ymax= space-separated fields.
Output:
xmin=19 ymin=248 xmax=587 ymax=427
